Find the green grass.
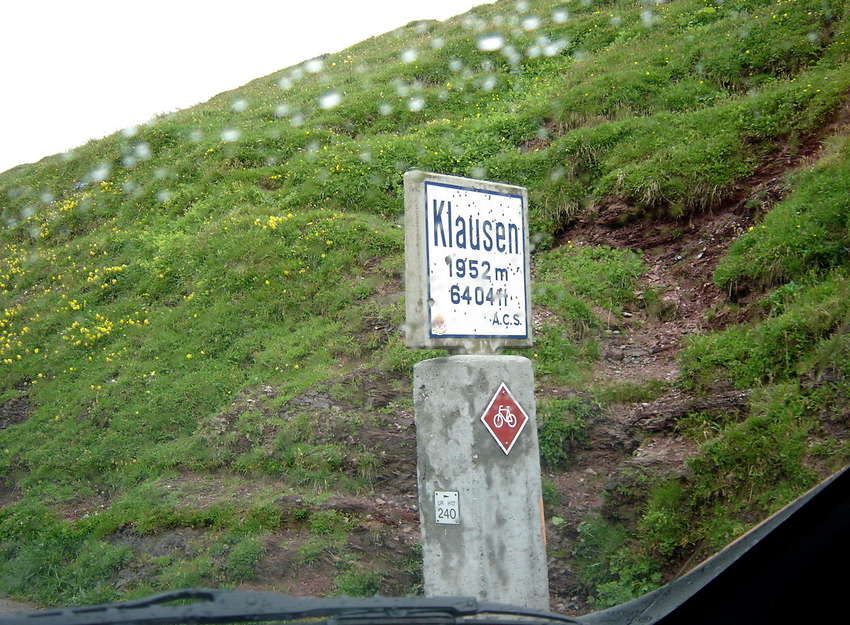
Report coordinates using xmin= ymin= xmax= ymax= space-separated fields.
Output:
xmin=537 ymin=396 xmax=596 ymax=468
xmin=1 ymin=0 xmax=849 ymax=606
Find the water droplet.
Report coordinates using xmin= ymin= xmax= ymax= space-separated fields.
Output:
xmin=359 ymin=151 xmax=372 ymax=162
xmin=274 ymin=104 xmax=290 ymax=118
xmin=134 ymin=143 xmax=151 ymax=160
xmin=189 ymin=129 xmax=203 ymax=142
xmin=305 ymin=57 xmax=324 ymax=73
xmin=527 ymin=45 xmax=541 ymax=58
xmin=515 ymin=1 xmax=529 ymax=12
xmin=89 ymin=165 xmax=110 ymax=183
xmin=401 ymin=48 xmax=418 ymax=63
xmin=319 ymin=90 xmax=342 ymax=109
xmin=122 ymin=156 xmax=137 ymax=168
xmin=470 ymin=166 xmax=487 ymax=179
xmin=449 ymin=58 xmax=463 ymax=72
xmin=378 ymin=102 xmax=393 ymax=115
xmin=408 ymin=96 xmax=425 ymax=112
xmin=290 ymin=113 xmax=305 ymax=127
xmin=21 ymin=205 xmax=36 ymax=219
xmin=231 ymin=99 xmax=248 ymax=112
xmin=544 ymin=39 xmax=567 ymax=56
xmin=278 ymin=77 xmax=293 ymax=90
xmin=62 ymin=151 xmax=76 ymax=162
xmin=291 ymin=67 xmax=304 ymax=80
xmin=121 ymin=126 xmax=138 ymax=138
xmin=220 ymin=128 xmax=241 ymax=142
xmin=610 ymin=15 xmax=622 ymax=27
xmin=807 ymin=31 xmax=820 ymax=42
xmin=641 ymin=9 xmax=656 ymax=27
xmin=431 ymin=37 xmax=445 ymax=49
xmin=549 ymin=166 xmax=566 ymax=182
xmin=122 ymin=181 xmax=138 ymax=194
xmin=552 ymin=8 xmax=569 ymax=23
xmin=481 ymin=75 xmax=497 ymax=91
xmin=156 ymin=191 xmax=171 ymax=203
xmin=477 ymin=34 xmax=505 ymax=52
xmin=522 ymin=15 xmax=541 ymax=30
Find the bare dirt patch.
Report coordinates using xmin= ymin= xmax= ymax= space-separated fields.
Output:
xmin=0 ymin=394 xmax=30 ymax=431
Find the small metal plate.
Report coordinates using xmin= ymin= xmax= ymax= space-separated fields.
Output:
xmin=434 ymin=491 xmax=460 ymax=525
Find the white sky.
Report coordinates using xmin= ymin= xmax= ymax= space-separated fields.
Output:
xmin=0 ymin=0 xmax=483 ymax=174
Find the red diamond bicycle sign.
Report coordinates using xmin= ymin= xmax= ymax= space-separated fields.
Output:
xmin=480 ymin=383 xmax=529 ymax=455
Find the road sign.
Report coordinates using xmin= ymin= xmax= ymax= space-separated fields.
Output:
xmin=480 ymin=382 xmax=529 ymax=455
xmin=404 ymin=170 xmax=532 ymax=350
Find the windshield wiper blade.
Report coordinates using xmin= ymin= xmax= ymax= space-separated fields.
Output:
xmin=0 ymin=589 xmax=583 ymax=625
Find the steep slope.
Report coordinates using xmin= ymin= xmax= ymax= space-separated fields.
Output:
xmin=1 ymin=0 xmax=848 ymax=612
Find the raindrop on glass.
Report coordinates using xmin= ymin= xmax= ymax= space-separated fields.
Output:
xmin=134 ymin=143 xmax=151 ymax=160
xmin=522 ymin=15 xmax=541 ymax=30
xmin=481 ymin=75 xmax=497 ymax=91
xmin=278 ymin=77 xmax=293 ymax=90
xmin=359 ymin=151 xmax=372 ymax=162
xmin=408 ymin=97 xmax=425 ymax=112
xmin=189 ymin=129 xmax=203 ymax=142
xmin=470 ymin=166 xmax=487 ymax=179
xmin=305 ymin=57 xmax=324 ymax=73
xmin=122 ymin=156 xmax=137 ymax=168
xmin=641 ymin=9 xmax=656 ymax=27
xmin=290 ymin=113 xmax=305 ymax=127
xmin=401 ymin=48 xmax=418 ymax=63
xmin=378 ymin=102 xmax=393 ymax=115
xmin=552 ymin=8 xmax=569 ymax=23
xmin=231 ymin=99 xmax=248 ymax=112
xmin=807 ymin=31 xmax=820 ymax=42
xmin=477 ymin=33 xmax=505 ymax=52
xmin=319 ymin=90 xmax=342 ymax=109
xmin=275 ymin=103 xmax=290 ymax=118
xmin=221 ymin=128 xmax=241 ymax=142
xmin=156 ymin=191 xmax=171 ymax=203
xmin=515 ymin=0 xmax=529 ymax=12
xmin=89 ymin=165 xmax=110 ymax=183
xmin=431 ymin=37 xmax=445 ymax=49
xmin=40 ymin=192 xmax=54 ymax=204
xmin=291 ymin=67 xmax=304 ymax=80
xmin=121 ymin=126 xmax=138 ymax=138
xmin=610 ymin=15 xmax=623 ymax=27
xmin=449 ymin=58 xmax=463 ymax=72
xmin=21 ymin=205 xmax=36 ymax=219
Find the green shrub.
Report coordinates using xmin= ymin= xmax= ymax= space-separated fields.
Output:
xmin=537 ymin=397 xmax=595 ymax=468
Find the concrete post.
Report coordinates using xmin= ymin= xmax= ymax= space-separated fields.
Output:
xmin=413 ymin=355 xmax=549 ymax=609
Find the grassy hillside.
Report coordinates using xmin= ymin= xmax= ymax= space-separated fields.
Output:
xmin=1 ymin=0 xmax=848 ymax=611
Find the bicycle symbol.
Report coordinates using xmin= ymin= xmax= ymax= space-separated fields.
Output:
xmin=493 ymin=405 xmax=517 ymax=428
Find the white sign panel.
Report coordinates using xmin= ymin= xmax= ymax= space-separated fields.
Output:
xmin=434 ymin=490 xmax=460 ymax=525
xmin=425 ymin=182 xmax=528 ymax=339
xmin=404 ymin=171 xmax=532 ymax=349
